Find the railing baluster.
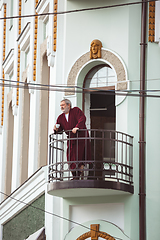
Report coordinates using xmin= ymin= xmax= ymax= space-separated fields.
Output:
xmin=52 ymin=135 xmax=54 ymax=181
xmin=125 ymin=135 xmax=128 ymax=182
xmin=49 ymin=134 xmax=51 ymax=166
xmin=48 ymin=130 xmax=134 ymax=187
xmin=56 ymin=134 xmax=58 ymax=181
xmin=94 ymin=130 xmax=96 ymax=161
xmin=61 ymin=132 xmax=64 ymax=180
xmin=76 ymin=130 xmax=78 ymax=162
xmin=131 ymin=137 xmax=133 ymax=183
xmin=85 ymin=129 xmax=87 ymax=161
xmin=69 ymin=131 xmax=71 ymax=169
xmin=48 ymin=135 xmax=51 ymax=183
xmin=121 ymin=133 xmax=123 ymax=181
xmin=116 ymin=132 xmax=119 ymax=181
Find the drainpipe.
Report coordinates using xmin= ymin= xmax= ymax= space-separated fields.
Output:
xmin=139 ymin=0 xmax=147 ymax=240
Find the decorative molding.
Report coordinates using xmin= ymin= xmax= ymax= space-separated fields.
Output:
xmin=16 ymin=0 xmax=22 ymax=106
xmin=16 ymin=45 xmax=20 ymax=106
xmin=2 ymin=49 xmax=14 ymax=77
xmin=53 ymin=0 xmax=58 ymax=52
xmin=12 ymin=105 xmax=18 ymax=116
xmin=0 ymin=1 xmax=7 ymax=10
xmin=65 ymin=49 xmax=127 ymax=96
xmin=47 ymin=53 xmax=55 ymax=67
xmin=36 ymin=0 xmax=49 ymax=20
xmin=76 ymin=224 xmax=115 ymax=240
xmin=90 ymin=39 xmax=102 ymax=59
xmin=17 ymin=22 xmax=31 ymax=51
xmin=1 ymin=4 xmax=6 ymax=126
xmin=33 ymin=0 xmax=39 ymax=81
xmin=148 ymin=1 xmax=155 ymax=42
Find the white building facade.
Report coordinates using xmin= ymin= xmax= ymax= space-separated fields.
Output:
xmin=0 ymin=0 xmax=160 ymax=239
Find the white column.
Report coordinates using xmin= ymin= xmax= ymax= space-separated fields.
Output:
xmin=27 ymin=0 xmax=39 ymax=177
xmin=45 ymin=191 xmax=54 ymax=239
xmin=0 ymin=89 xmax=8 ymax=201
xmin=28 ymin=0 xmax=35 ymax=85
xmin=28 ymin=91 xmax=38 ymax=176
xmin=12 ymin=0 xmax=19 ymax=113
xmin=11 ymin=0 xmax=23 ymax=191
xmin=0 ymin=224 xmax=3 ymax=240
xmin=0 ymin=3 xmax=3 ymax=79
xmin=0 ymin=4 xmax=4 ymax=203
xmin=45 ymin=193 xmax=63 ymax=240
xmin=11 ymin=107 xmax=22 ymax=191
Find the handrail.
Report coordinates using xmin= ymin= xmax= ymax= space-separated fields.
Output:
xmin=48 ymin=129 xmax=133 ymax=185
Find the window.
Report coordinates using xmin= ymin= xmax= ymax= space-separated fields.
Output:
xmin=85 ymin=65 xmax=116 ymax=89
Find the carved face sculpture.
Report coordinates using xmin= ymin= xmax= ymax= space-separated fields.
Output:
xmin=92 ymin=43 xmax=98 ymax=55
xmin=90 ymin=40 xmax=102 ymax=59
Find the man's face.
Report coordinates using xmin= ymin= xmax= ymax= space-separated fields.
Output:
xmin=60 ymin=101 xmax=70 ymax=113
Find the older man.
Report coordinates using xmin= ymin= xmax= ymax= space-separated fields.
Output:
xmin=54 ymin=99 xmax=91 ymax=180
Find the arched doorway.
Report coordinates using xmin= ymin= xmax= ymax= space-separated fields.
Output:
xmin=83 ymin=64 xmax=116 ymax=163
xmin=83 ymin=64 xmax=116 ymax=132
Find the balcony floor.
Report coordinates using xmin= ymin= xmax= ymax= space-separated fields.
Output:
xmin=47 ymin=180 xmax=134 ymax=198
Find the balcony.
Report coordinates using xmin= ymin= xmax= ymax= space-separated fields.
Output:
xmin=47 ymin=129 xmax=134 ymax=198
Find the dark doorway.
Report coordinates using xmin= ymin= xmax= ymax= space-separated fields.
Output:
xmin=90 ymin=91 xmax=115 ymax=131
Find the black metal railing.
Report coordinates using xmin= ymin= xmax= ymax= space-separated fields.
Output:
xmin=48 ymin=129 xmax=133 ymax=185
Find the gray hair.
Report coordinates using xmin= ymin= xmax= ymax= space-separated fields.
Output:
xmin=61 ymin=99 xmax=72 ymax=108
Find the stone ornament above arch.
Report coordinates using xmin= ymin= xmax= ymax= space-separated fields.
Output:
xmin=65 ymin=49 xmax=127 ymax=96
xmin=90 ymin=39 xmax=102 ymax=59
xmin=76 ymin=224 xmax=115 ymax=240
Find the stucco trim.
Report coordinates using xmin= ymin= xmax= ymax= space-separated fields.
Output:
xmin=66 ymin=49 xmax=127 ymax=96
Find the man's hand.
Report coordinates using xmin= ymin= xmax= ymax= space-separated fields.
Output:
xmin=72 ymin=127 xmax=79 ymax=134
xmin=54 ymin=124 xmax=60 ymax=132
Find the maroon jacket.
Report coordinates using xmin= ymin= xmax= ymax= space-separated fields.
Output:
xmin=56 ymin=107 xmax=91 ymax=169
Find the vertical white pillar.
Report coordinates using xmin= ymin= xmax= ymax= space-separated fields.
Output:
xmin=0 ymin=97 xmax=7 ymax=202
xmin=0 ymin=224 xmax=3 ymax=240
xmin=45 ymin=193 xmax=63 ymax=240
xmin=11 ymin=0 xmax=23 ymax=191
xmin=28 ymin=91 xmax=38 ymax=176
xmin=11 ymin=108 xmax=22 ymax=191
xmin=48 ymin=0 xmax=56 ymax=139
xmin=0 ymin=3 xmax=3 ymax=79
xmin=12 ymin=0 xmax=19 ymax=110
xmin=45 ymin=189 xmax=54 ymax=240
xmin=0 ymin=3 xmax=4 ymax=203
xmin=27 ymin=0 xmax=39 ymax=177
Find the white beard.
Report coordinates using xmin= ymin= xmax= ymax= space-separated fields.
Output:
xmin=62 ymin=105 xmax=70 ymax=114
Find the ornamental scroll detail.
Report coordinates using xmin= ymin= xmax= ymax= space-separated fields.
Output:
xmin=76 ymin=224 xmax=115 ymax=240
xmin=90 ymin=40 xmax=102 ymax=59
